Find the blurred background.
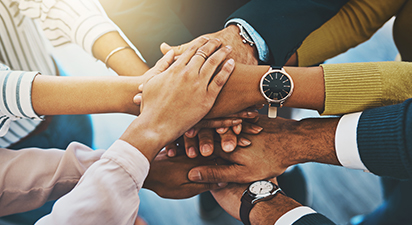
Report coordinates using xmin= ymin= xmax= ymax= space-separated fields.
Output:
xmin=51 ymin=14 xmax=397 ymax=225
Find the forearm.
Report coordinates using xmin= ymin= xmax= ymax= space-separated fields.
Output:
xmin=207 ymin=64 xmax=325 ymax=118
xmin=32 ymin=75 xmax=142 ymax=116
xmin=0 ymin=144 xmax=104 ymax=216
xmin=92 ymin=32 xmax=149 ymax=76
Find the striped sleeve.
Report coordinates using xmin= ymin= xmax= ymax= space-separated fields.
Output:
xmin=0 ymin=64 xmax=42 ymax=137
xmin=13 ymin=0 xmax=117 ymax=55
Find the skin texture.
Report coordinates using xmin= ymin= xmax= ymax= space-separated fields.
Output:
xmin=211 ymin=179 xmax=301 ymax=224
xmin=188 ymin=116 xmax=341 ymax=184
xmin=143 ymin=151 xmax=228 ymax=199
xmin=161 ymin=25 xmax=258 ymax=66
xmin=119 ymin=38 xmax=236 ymax=161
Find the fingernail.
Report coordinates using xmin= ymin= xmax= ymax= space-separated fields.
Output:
xmin=218 ymin=183 xmax=228 ymax=187
xmin=201 ymin=144 xmax=213 ymax=155
xmin=188 ymin=147 xmax=196 ymax=158
xmin=223 ymin=142 xmax=235 ymax=152
xmin=233 ymin=119 xmax=242 ymax=125
xmin=167 ymin=149 xmax=176 ymax=157
xmin=216 ymin=127 xmax=227 ymax=133
xmin=247 ymin=111 xmax=258 ymax=117
xmin=233 ymin=124 xmax=242 ymax=134
xmin=189 ymin=170 xmax=202 ymax=181
xmin=215 ymin=38 xmax=221 ymax=42
xmin=133 ymin=94 xmax=142 ymax=104
xmin=185 ymin=128 xmax=195 ymax=137
xmin=226 ymin=45 xmax=232 ymax=50
xmin=252 ymin=125 xmax=263 ymax=133
xmin=203 ymin=36 xmax=210 ymax=40
xmin=240 ymin=138 xmax=251 ymax=146
xmin=227 ymin=58 xmax=235 ymax=65
xmin=139 ymin=84 xmax=144 ymax=91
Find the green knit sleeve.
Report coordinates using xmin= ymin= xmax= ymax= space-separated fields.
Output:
xmin=321 ymin=62 xmax=412 ymax=115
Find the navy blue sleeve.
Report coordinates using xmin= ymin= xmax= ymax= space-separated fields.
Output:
xmin=293 ymin=213 xmax=336 ymax=225
xmin=228 ymin=0 xmax=350 ymax=66
xmin=358 ymin=98 xmax=412 ymax=179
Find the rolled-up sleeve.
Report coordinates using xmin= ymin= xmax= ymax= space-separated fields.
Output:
xmin=0 ymin=64 xmax=42 ymax=136
xmin=13 ymin=0 xmax=117 ymax=54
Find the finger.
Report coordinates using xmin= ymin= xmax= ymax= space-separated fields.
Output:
xmin=175 ymin=37 xmax=209 ymax=65
xmin=184 ymin=135 xmax=199 ymax=158
xmin=185 ymin=127 xmax=200 ymax=138
xmin=160 ymin=42 xmax=172 ymax=55
xmin=237 ymin=136 xmax=251 ymax=147
xmin=152 ymin=50 xmax=175 ymax=74
xmin=207 ymin=58 xmax=235 ymax=98
xmin=242 ymin=122 xmax=263 ymax=134
xmin=226 ymin=110 xmax=259 ymax=119
xmin=188 ymin=165 xmax=246 ymax=183
xmin=165 ymin=142 xmax=177 ymax=157
xmin=188 ymin=38 xmax=222 ymax=70
xmin=232 ymin=123 xmax=242 ymax=135
xmin=133 ymin=93 xmax=142 ymax=105
xmin=199 ymin=45 xmax=232 ymax=82
xmin=220 ymin=129 xmax=237 ymax=152
xmin=198 ymin=129 xmax=214 ymax=157
xmin=194 ymin=118 xmax=242 ymax=129
xmin=216 ymin=127 xmax=229 ymax=134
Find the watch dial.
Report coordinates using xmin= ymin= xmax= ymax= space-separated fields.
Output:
xmin=262 ymin=72 xmax=292 ymax=101
xmin=249 ymin=181 xmax=274 ymax=195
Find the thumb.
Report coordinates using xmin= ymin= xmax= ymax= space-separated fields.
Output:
xmin=188 ymin=165 xmax=245 ymax=183
xmin=160 ymin=42 xmax=172 ymax=55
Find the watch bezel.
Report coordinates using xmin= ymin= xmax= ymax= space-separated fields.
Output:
xmin=247 ymin=180 xmax=278 ymax=203
xmin=259 ymin=68 xmax=294 ymax=104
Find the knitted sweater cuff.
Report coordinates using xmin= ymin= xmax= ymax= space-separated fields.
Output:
xmin=358 ymin=99 xmax=412 ymax=179
xmin=293 ymin=213 xmax=335 ymax=225
xmin=320 ymin=63 xmax=382 ymax=115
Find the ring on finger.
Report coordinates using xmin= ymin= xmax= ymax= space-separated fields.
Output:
xmin=195 ymin=50 xmax=208 ymax=60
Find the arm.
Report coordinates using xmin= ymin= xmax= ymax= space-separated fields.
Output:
xmin=207 ymin=61 xmax=412 ymax=118
xmin=15 ymin=0 xmax=148 ymax=76
xmin=228 ymin=0 xmax=350 ymax=66
xmin=296 ymin=0 xmax=405 ymax=66
xmin=0 ymin=143 xmax=104 ymax=216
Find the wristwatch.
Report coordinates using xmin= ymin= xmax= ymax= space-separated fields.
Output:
xmin=259 ymin=66 xmax=294 ymax=118
xmin=236 ymin=24 xmax=255 ymax=47
xmin=240 ymin=180 xmax=285 ymax=225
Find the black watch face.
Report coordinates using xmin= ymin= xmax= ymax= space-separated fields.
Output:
xmin=261 ymin=72 xmax=292 ymax=101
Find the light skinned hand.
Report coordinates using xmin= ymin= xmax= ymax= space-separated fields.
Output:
xmin=121 ymin=37 xmax=236 ymax=161
xmin=160 ymin=25 xmax=258 ymax=65
xmin=143 ymin=151 xmax=227 ymax=199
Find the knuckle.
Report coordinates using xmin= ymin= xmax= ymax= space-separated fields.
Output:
xmin=207 ymin=56 xmax=219 ymax=66
xmin=205 ymin=167 xmax=221 ymax=182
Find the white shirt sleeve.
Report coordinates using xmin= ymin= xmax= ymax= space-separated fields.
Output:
xmin=0 ymin=64 xmax=42 ymax=136
xmin=335 ymin=112 xmax=369 ymax=171
xmin=13 ymin=0 xmax=117 ymax=55
xmin=274 ymin=206 xmax=317 ymax=225
xmin=35 ymin=140 xmax=150 ymax=225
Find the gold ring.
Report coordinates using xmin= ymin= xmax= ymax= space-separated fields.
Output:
xmin=195 ymin=50 xmax=208 ymax=60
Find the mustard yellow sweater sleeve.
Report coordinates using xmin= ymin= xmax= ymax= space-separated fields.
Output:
xmin=297 ymin=0 xmax=405 ymax=67
xmin=321 ymin=61 xmax=412 ymax=115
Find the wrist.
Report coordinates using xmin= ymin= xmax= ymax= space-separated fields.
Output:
xmin=119 ymin=114 xmax=167 ymax=162
xmin=292 ymin=118 xmax=341 ymax=165
xmin=249 ymin=193 xmax=301 ymax=225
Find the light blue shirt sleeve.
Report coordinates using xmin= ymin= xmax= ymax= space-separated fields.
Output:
xmin=225 ymin=18 xmax=270 ymax=63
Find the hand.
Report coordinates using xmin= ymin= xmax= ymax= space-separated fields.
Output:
xmin=211 ymin=178 xmax=301 ymax=224
xmin=120 ymin=37 xmax=236 ymax=161
xmin=143 ymin=151 xmax=227 ymax=199
xmin=188 ymin=116 xmax=340 ymax=183
xmin=165 ymin=107 xmax=263 ymax=158
xmin=161 ymin=25 xmax=258 ymax=65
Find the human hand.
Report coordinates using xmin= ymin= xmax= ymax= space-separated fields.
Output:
xmin=161 ymin=25 xmax=258 ymax=65
xmin=121 ymin=37 xmax=235 ymax=161
xmin=143 ymin=151 xmax=227 ymax=199
xmin=165 ymin=107 xmax=263 ymax=158
xmin=211 ymin=178 xmax=300 ymax=224
xmin=188 ymin=116 xmax=341 ymax=183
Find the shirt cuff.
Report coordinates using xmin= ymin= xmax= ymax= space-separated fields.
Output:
xmin=225 ymin=18 xmax=270 ymax=62
xmin=335 ymin=112 xmax=369 ymax=171
xmin=102 ymin=140 xmax=150 ymax=188
xmin=275 ymin=206 xmax=317 ymax=225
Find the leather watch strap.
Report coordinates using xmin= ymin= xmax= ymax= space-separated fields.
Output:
xmin=240 ymin=194 xmax=254 ymax=225
xmin=272 ymin=66 xmax=282 ymax=70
